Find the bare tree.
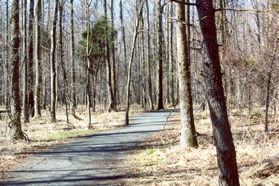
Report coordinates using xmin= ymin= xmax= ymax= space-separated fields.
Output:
xmin=125 ymin=0 xmax=146 ymax=125
xmin=196 ymin=0 xmax=240 ymax=185
xmin=175 ymin=0 xmax=198 ymax=148
xmin=22 ymin=0 xmax=29 ymax=123
xmin=103 ymin=0 xmax=114 ymax=112
xmin=34 ymin=0 xmax=42 ymax=118
xmin=28 ymin=0 xmax=35 ymax=117
xmin=50 ymin=0 xmax=58 ymax=122
xmin=156 ymin=0 xmax=164 ymax=110
xmin=70 ymin=0 xmax=77 ymax=108
xmin=10 ymin=0 xmax=24 ymax=140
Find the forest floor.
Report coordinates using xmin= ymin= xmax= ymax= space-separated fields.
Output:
xmin=121 ymin=107 xmax=279 ymax=185
xmin=0 ymin=104 xmax=144 ymax=177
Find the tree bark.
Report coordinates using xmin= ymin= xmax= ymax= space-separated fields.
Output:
xmin=110 ymin=0 xmax=117 ymax=110
xmin=59 ymin=0 xmax=69 ymax=124
xmin=50 ymin=0 xmax=58 ymax=122
xmin=70 ymin=0 xmax=77 ymax=108
xmin=86 ymin=0 xmax=93 ymax=129
xmin=119 ymin=0 xmax=127 ymax=76
xmin=196 ymin=0 xmax=240 ymax=185
xmin=156 ymin=0 xmax=164 ymax=110
xmin=34 ymin=0 xmax=42 ymax=117
xmin=146 ymin=0 xmax=154 ymax=110
xmin=28 ymin=0 xmax=35 ymax=117
xmin=22 ymin=0 xmax=29 ymax=123
xmin=125 ymin=0 xmax=146 ymax=125
xmin=4 ymin=0 xmax=10 ymax=108
xmin=175 ymin=1 xmax=198 ymax=148
xmin=10 ymin=0 xmax=24 ymax=140
xmin=103 ymin=0 xmax=114 ymax=112
xmin=168 ymin=1 xmax=174 ymax=106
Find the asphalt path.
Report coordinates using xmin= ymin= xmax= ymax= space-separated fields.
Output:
xmin=1 ymin=110 xmax=176 ymax=185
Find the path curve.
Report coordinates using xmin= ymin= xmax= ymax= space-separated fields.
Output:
xmin=1 ymin=110 xmax=176 ymax=185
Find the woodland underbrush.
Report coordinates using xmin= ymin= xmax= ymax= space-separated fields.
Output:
xmin=123 ymin=107 xmax=279 ymax=185
xmin=0 ymin=104 xmax=144 ymax=177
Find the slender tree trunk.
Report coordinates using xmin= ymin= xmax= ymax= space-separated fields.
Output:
xmin=156 ymin=0 xmax=164 ymax=110
xmin=125 ymin=0 xmax=146 ymax=125
xmin=103 ymin=0 xmax=114 ymax=112
xmin=119 ymin=0 xmax=127 ymax=76
xmin=28 ymin=0 xmax=35 ymax=117
xmin=110 ymin=0 xmax=117 ymax=110
xmin=34 ymin=0 xmax=42 ymax=117
xmin=168 ymin=1 xmax=174 ymax=106
xmin=50 ymin=0 xmax=58 ymax=122
xmin=22 ymin=0 xmax=29 ymax=123
xmin=196 ymin=1 xmax=240 ymax=185
xmin=70 ymin=0 xmax=77 ymax=108
xmin=59 ymin=0 xmax=69 ymax=124
xmin=10 ymin=0 xmax=24 ymax=140
xmin=86 ymin=0 xmax=92 ymax=129
xmin=176 ymin=1 xmax=198 ymax=148
xmin=146 ymin=0 xmax=154 ymax=110
xmin=4 ymin=0 xmax=9 ymax=108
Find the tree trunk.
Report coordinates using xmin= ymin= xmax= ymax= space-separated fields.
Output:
xmin=125 ymin=0 xmax=146 ymax=125
xmin=34 ymin=0 xmax=42 ymax=117
xmin=59 ymin=0 xmax=69 ymax=124
xmin=104 ymin=0 xmax=114 ymax=112
xmin=50 ymin=0 xmax=58 ymax=123
xmin=146 ymin=0 xmax=154 ymax=110
xmin=156 ymin=0 xmax=164 ymax=110
xmin=4 ymin=0 xmax=10 ymax=108
xmin=22 ymin=0 xmax=29 ymax=123
xmin=175 ymin=1 xmax=198 ymax=148
xmin=196 ymin=1 xmax=240 ymax=185
xmin=168 ymin=1 xmax=174 ymax=106
xmin=119 ymin=0 xmax=127 ymax=76
xmin=70 ymin=0 xmax=77 ymax=108
xmin=86 ymin=0 xmax=92 ymax=129
xmin=10 ymin=0 xmax=24 ymax=140
xmin=28 ymin=0 xmax=35 ymax=117
xmin=110 ymin=0 xmax=117 ymax=111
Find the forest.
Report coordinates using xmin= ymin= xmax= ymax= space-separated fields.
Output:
xmin=0 ymin=0 xmax=278 ymax=185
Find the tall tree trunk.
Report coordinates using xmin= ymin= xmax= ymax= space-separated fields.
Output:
xmin=175 ymin=1 xmax=198 ymax=148
xmin=196 ymin=1 xmax=240 ymax=185
xmin=168 ymin=1 xmax=174 ymax=106
xmin=125 ymin=0 xmax=145 ymax=125
xmin=22 ymin=0 xmax=29 ymax=123
xmin=59 ymin=0 xmax=69 ymax=124
xmin=104 ymin=0 xmax=114 ymax=112
xmin=50 ymin=0 xmax=58 ymax=122
xmin=86 ymin=0 xmax=92 ymax=129
xmin=10 ymin=0 xmax=24 ymax=140
xmin=156 ymin=0 xmax=164 ymax=110
xmin=4 ymin=0 xmax=9 ymax=108
xmin=119 ymin=0 xmax=127 ymax=76
xmin=28 ymin=0 xmax=34 ymax=117
xmin=70 ymin=0 xmax=77 ymax=108
xmin=146 ymin=0 xmax=153 ymax=110
xmin=34 ymin=0 xmax=42 ymax=117
xmin=110 ymin=0 xmax=117 ymax=110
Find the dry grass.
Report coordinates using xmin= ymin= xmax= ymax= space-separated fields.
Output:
xmin=122 ymin=107 xmax=279 ymax=185
xmin=0 ymin=104 xmax=144 ymax=176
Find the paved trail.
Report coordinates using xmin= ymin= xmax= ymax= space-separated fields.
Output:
xmin=1 ymin=110 xmax=176 ymax=185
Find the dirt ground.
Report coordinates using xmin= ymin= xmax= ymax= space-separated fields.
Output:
xmin=121 ymin=108 xmax=279 ymax=185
